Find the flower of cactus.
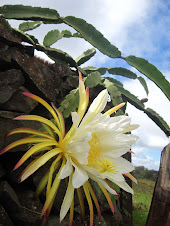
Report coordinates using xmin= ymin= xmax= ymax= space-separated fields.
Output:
xmin=0 ymin=72 xmax=138 ymax=225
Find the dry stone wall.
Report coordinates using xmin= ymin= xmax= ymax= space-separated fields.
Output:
xmin=0 ymin=23 xmax=130 ymax=225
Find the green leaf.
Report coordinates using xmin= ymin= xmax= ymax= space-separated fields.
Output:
xmin=12 ymin=28 xmax=36 ymax=45
xmin=43 ymin=29 xmax=63 ymax=47
xmin=0 ymin=5 xmax=60 ymax=21
xmin=115 ymin=84 xmax=145 ymax=110
xmin=84 ymin=72 xmax=101 ymax=88
xmin=72 ymin=32 xmax=82 ymax=38
xmin=124 ymin=56 xmax=170 ymax=100
xmin=103 ymin=78 xmax=124 ymax=115
xmin=59 ymin=89 xmax=79 ymax=118
xmin=63 ymin=16 xmax=121 ymax=58
xmin=35 ymin=45 xmax=77 ymax=67
xmin=27 ymin=34 xmax=39 ymax=44
xmin=114 ymin=84 xmax=170 ymax=136
xmin=144 ymin=108 xmax=170 ymax=137
xmin=75 ymin=48 xmax=96 ymax=66
xmin=77 ymin=67 xmax=88 ymax=76
xmin=19 ymin=21 xmax=42 ymax=32
xmin=43 ymin=30 xmax=83 ymax=47
xmin=137 ymin=76 xmax=149 ymax=95
xmin=102 ymin=77 xmax=123 ymax=87
xmin=82 ymin=66 xmax=107 ymax=75
xmin=108 ymin=67 xmax=137 ymax=79
xmin=61 ymin=30 xmax=82 ymax=38
xmin=61 ymin=30 xmax=72 ymax=37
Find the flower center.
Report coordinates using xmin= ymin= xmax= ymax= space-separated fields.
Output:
xmin=97 ymin=157 xmax=117 ymax=173
xmin=88 ymin=133 xmax=102 ymax=167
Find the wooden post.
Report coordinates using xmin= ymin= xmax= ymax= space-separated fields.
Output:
xmin=146 ymin=143 xmax=170 ymax=226
xmin=120 ymin=152 xmax=133 ymax=226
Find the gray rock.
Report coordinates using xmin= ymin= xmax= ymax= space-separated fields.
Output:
xmin=0 ymin=110 xmax=41 ymax=151
xmin=0 ymin=163 xmax=6 ymax=180
xmin=0 ymin=181 xmax=20 ymax=206
xmin=0 ymin=181 xmax=41 ymax=225
xmin=0 ymin=44 xmax=12 ymax=65
xmin=32 ymin=168 xmax=67 ymax=213
xmin=0 ymin=204 xmax=14 ymax=226
xmin=10 ymin=48 xmax=64 ymax=102
xmin=46 ymin=212 xmax=82 ymax=226
xmin=46 ymin=215 xmax=69 ymax=226
xmin=0 ymin=69 xmax=25 ymax=104
xmin=1 ymin=86 xmax=38 ymax=113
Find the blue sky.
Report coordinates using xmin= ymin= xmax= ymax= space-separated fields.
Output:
xmin=1 ymin=0 xmax=170 ymax=170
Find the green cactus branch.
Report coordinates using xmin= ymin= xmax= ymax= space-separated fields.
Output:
xmin=123 ymin=55 xmax=170 ymax=100
xmin=0 ymin=4 xmax=169 ymax=136
xmin=19 ymin=21 xmax=42 ymax=32
xmin=63 ymin=16 xmax=121 ymax=58
xmin=0 ymin=5 xmax=60 ymax=22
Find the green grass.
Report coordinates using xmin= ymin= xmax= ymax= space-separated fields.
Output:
xmin=132 ymin=179 xmax=155 ymax=226
xmin=137 ymin=179 xmax=155 ymax=188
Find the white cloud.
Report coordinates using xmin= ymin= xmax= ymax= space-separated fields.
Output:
xmin=131 ymin=144 xmax=161 ymax=170
xmin=147 ymin=135 xmax=169 ymax=149
xmin=132 ymin=155 xmax=160 ymax=170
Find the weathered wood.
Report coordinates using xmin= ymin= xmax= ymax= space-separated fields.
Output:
xmin=120 ymin=152 xmax=133 ymax=226
xmin=146 ymin=143 xmax=170 ymax=226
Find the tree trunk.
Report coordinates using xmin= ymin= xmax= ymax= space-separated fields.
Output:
xmin=146 ymin=143 xmax=170 ymax=226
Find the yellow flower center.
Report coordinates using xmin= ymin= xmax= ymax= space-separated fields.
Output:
xmin=88 ymin=133 xmax=102 ymax=167
xmin=97 ymin=157 xmax=117 ymax=173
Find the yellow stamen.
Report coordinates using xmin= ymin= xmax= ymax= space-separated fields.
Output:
xmin=97 ymin=157 xmax=118 ymax=174
xmin=88 ymin=134 xmax=101 ymax=167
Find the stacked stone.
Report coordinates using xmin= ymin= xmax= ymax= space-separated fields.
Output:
xmin=0 ymin=24 xmax=79 ymax=226
xmin=0 ymin=24 xmax=126 ymax=226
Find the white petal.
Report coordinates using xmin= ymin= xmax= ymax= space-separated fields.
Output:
xmin=117 ymin=134 xmax=139 ymax=145
xmin=72 ymin=162 xmax=89 ymax=188
xmin=108 ymin=157 xmax=135 ymax=174
xmin=76 ymin=113 xmax=109 ymax=135
xmin=101 ymin=170 xmax=134 ymax=194
xmin=101 ymin=171 xmax=125 ymax=182
xmin=105 ymin=115 xmax=138 ymax=134
xmin=83 ymin=165 xmax=101 ymax=177
xmin=65 ymin=132 xmax=91 ymax=165
xmin=88 ymin=89 xmax=108 ymax=113
xmin=71 ymin=112 xmax=80 ymax=128
xmin=70 ymin=152 xmax=89 ymax=165
xmin=88 ymin=172 xmax=117 ymax=195
xmin=104 ymin=147 xmax=130 ymax=158
xmin=114 ymin=180 xmax=134 ymax=194
xmin=80 ymin=89 xmax=108 ymax=126
xmin=59 ymin=156 xmax=73 ymax=179
xmin=97 ymin=133 xmax=138 ymax=158
xmin=60 ymin=175 xmax=74 ymax=221
xmin=108 ymin=115 xmax=131 ymax=131
xmin=88 ymin=114 xmax=111 ymax=132
xmin=119 ymin=124 xmax=139 ymax=134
